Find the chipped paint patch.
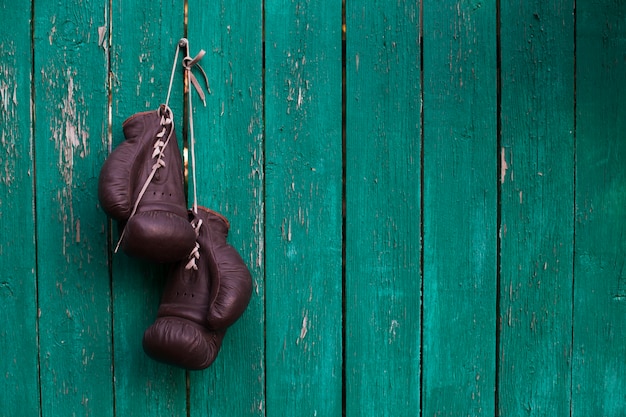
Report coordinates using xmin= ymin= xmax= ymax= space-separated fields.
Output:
xmin=285 ymin=52 xmax=309 ymax=115
xmin=51 ymin=68 xmax=90 ymax=187
xmin=0 ymin=43 xmax=20 ymax=186
xmin=389 ymin=319 xmax=400 ymax=344
xmin=250 ymin=136 xmax=265 ymax=270
xmin=46 ymin=67 xmax=90 ymax=254
xmin=49 ymin=15 xmax=57 ymax=45
xmin=97 ymin=26 xmax=107 ymax=48
xmin=297 ymin=312 xmax=309 ymax=345
xmin=500 ymin=147 xmax=508 ymax=183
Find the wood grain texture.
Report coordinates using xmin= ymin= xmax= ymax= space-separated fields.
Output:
xmin=187 ymin=1 xmax=265 ymax=415
xmin=33 ymin=0 xmax=113 ymax=415
xmin=0 ymin=3 xmax=39 ymax=416
xmin=265 ymin=0 xmax=343 ymax=415
xmin=573 ymin=2 xmax=626 ymax=415
xmin=422 ymin=2 xmax=498 ymax=415
xmin=498 ymin=1 xmax=575 ymax=415
xmin=345 ymin=1 xmax=421 ymax=415
xmin=109 ymin=1 xmax=187 ymax=416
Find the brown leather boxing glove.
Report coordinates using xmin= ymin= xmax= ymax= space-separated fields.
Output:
xmin=98 ymin=105 xmax=196 ymax=263
xmin=142 ymin=207 xmax=252 ymax=370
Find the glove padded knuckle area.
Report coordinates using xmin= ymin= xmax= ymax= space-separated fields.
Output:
xmin=121 ymin=211 xmax=196 ymax=263
xmin=143 ymin=317 xmax=223 ymax=370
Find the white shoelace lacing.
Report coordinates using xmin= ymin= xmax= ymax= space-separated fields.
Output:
xmin=114 ymin=106 xmax=174 ymax=253
xmin=185 ymin=218 xmax=203 ymax=270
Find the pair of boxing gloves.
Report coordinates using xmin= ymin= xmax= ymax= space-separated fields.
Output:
xmin=98 ymin=105 xmax=252 ymax=370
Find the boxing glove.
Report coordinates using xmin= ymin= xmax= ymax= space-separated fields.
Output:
xmin=142 ymin=207 xmax=252 ymax=370
xmin=98 ymin=105 xmax=196 ymax=263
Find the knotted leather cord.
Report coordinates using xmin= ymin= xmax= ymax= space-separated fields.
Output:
xmin=164 ymin=42 xmax=181 ymax=110
xmin=182 ymin=43 xmax=209 ymax=216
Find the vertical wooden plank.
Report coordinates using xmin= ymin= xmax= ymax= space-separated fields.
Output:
xmin=33 ymin=0 xmax=113 ymax=414
xmin=186 ymin=1 xmax=265 ymax=415
xmin=498 ymin=1 xmax=575 ymax=415
xmin=573 ymin=2 xmax=626 ymax=415
xmin=265 ymin=0 xmax=343 ymax=415
xmin=0 ymin=3 xmax=39 ymax=416
xmin=345 ymin=1 xmax=421 ymax=415
xmin=109 ymin=1 xmax=187 ymax=416
xmin=422 ymin=2 xmax=497 ymax=415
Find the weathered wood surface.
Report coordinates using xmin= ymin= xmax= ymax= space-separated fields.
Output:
xmin=264 ymin=1 xmax=343 ymax=415
xmin=1 ymin=1 xmax=625 ymax=416
xmin=422 ymin=2 xmax=498 ymax=415
xmin=499 ymin=1 xmax=575 ymax=415
xmin=573 ymin=2 xmax=626 ymax=415
xmin=33 ymin=0 xmax=113 ymax=415
xmin=0 ymin=2 xmax=39 ymax=416
xmin=345 ymin=1 xmax=421 ymax=416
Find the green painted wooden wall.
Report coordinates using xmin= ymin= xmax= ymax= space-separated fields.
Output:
xmin=1 ymin=1 xmax=625 ymax=416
